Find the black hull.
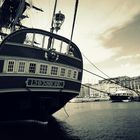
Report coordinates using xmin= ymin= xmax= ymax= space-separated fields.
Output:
xmin=0 ymin=90 xmax=78 ymax=121
xmin=0 ymin=75 xmax=80 ymax=121
xmin=0 ymin=28 xmax=83 ymax=121
xmin=110 ymin=95 xmax=131 ymax=102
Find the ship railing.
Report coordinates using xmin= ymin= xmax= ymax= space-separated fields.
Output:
xmin=0 ymin=28 xmax=82 ymax=60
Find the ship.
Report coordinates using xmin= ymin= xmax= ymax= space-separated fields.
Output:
xmin=0 ymin=0 xmax=83 ymax=121
xmin=110 ymin=89 xmax=133 ymax=102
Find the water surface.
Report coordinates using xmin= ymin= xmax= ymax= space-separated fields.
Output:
xmin=0 ymin=101 xmax=140 ymax=140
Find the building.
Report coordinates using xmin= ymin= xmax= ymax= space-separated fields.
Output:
xmin=80 ymin=76 xmax=140 ymax=98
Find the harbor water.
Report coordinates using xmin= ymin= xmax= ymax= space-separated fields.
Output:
xmin=0 ymin=101 xmax=140 ymax=140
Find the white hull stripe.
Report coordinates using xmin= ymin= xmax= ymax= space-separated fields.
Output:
xmin=0 ymin=56 xmax=81 ymax=69
xmin=0 ymin=88 xmax=79 ymax=94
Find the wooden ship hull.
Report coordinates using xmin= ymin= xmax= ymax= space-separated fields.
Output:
xmin=0 ymin=28 xmax=83 ymax=121
xmin=0 ymin=0 xmax=82 ymax=121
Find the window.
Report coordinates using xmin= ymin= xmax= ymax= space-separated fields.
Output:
xmin=51 ymin=66 xmax=58 ymax=76
xmin=67 ymin=69 xmax=72 ymax=78
xmin=60 ymin=68 xmax=66 ymax=77
xmin=73 ymin=70 xmax=78 ymax=79
xmin=29 ymin=63 xmax=36 ymax=73
xmin=40 ymin=64 xmax=48 ymax=74
xmin=18 ymin=61 xmax=25 ymax=73
xmin=7 ymin=60 xmax=15 ymax=72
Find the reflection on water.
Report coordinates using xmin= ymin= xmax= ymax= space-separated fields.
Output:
xmin=0 ymin=117 xmax=79 ymax=140
xmin=0 ymin=101 xmax=140 ymax=140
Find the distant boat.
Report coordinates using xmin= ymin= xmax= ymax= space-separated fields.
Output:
xmin=109 ymin=89 xmax=133 ymax=102
xmin=0 ymin=0 xmax=83 ymax=121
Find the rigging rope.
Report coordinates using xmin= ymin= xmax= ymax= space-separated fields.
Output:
xmin=81 ymin=83 xmax=110 ymax=95
xmin=83 ymin=68 xmax=140 ymax=95
xmin=82 ymin=52 xmax=140 ymax=95
xmin=63 ymin=105 xmax=69 ymax=118
xmin=82 ymin=53 xmax=110 ymax=78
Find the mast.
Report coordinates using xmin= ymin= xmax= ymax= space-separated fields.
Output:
xmin=0 ymin=0 xmax=43 ymax=38
xmin=47 ymin=0 xmax=58 ymax=50
xmin=67 ymin=0 xmax=79 ymax=54
xmin=47 ymin=0 xmax=65 ymax=50
xmin=11 ymin=0 xmax=26 ymax=32
xmin=70 ymin=0 xmax=79 ymax=42
xmin=47 ymin=0 xmax=79 ymax=51
xmin=50 ymin=0 xmax=58 ymax=33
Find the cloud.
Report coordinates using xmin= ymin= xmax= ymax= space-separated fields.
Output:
xmin=100 ymin=12 xmax=140 ymax=57
xmin=96 ymin=12 xmax=140 ymax=77
xmin=115 ymin=54 xmax=140 ymax=61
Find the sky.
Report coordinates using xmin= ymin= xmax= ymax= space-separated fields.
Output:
xmin=24 ymin=0 xmax=140 ymax=83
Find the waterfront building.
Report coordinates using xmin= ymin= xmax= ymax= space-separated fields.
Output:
xmin=79 ymin=83 xmax=92 ymax=97
xmin=80 ymin=76 xmax=140 ymax=98
xmin=99 ymin=76 xmax=140 ymax=96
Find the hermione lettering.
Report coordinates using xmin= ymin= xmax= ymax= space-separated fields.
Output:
xmin=26 ymin=78 xmax=65 ymax=88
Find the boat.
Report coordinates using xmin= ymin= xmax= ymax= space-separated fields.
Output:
xmin=0 ymin=0 xmax=83 ymax=121
xmin=109 ymin=89 xmax=133 ymax=102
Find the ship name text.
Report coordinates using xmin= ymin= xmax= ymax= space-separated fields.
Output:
xmin=26 ymin=78 xmax=65 ymax=88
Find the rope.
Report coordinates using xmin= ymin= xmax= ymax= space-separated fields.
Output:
xmin=82 ymin=83 xmax=110 ymax=95
xmin=83 ymin=68 xmax=140 ymax=95
xmin=63 ymin=105 xmax=69 ymax=118
xmin=82 ymin=53 xmax=110 ymax=78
